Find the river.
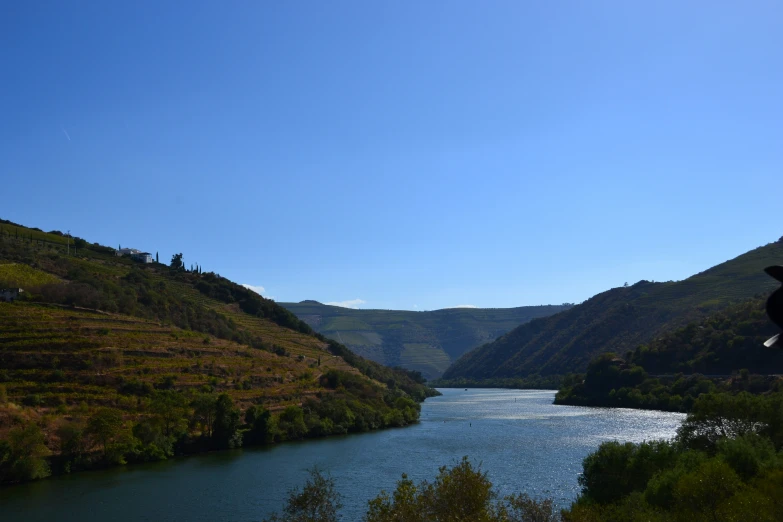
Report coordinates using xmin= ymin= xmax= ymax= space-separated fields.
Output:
xmin=0 ymin=389 xmax=684 ymax=521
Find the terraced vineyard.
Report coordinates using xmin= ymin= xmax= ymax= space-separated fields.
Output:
xmin=282 ymin=301 xmax=571 ymax=379
xmin=0 ymin=302 xmax=344 ymax=430
xmin=0 ymin=219 xmax=438 ymax=484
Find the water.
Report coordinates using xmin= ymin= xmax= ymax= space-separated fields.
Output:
xmin=0 ymin=389 xmax=684 ymax=521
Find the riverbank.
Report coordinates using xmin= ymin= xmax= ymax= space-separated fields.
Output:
xmin=0 ymin=389 xmax=685 ymax=521
xmin=553 ymin=353 xmax=783 ymax=413
xmin=0 ymin=369 xmax=438 ymax=486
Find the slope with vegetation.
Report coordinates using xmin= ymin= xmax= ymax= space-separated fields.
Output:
xmin=0 ymin=219 xmax=437 ymax=484
xmin=443 ymin=238 xmax=783 ymax=382
xmin=555 ymin=296 xmax=783 ymax=411
xmin=281 ymin=301 xmax=571 ymax=380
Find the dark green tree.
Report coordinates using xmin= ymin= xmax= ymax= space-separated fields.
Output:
xmin=245 ymin=405 xmax=275 ymax=444
xmin=86 ymin=408 xmax=125 ymax=461
xmin=212 ymin=393 xmax=241 ymax=449
xmin=150 ymin=390 xmax=189 ymax=438
xmin=170 ymin=253 xmax=184 ymax=270
xmin=264 ymin=468 xmax=343 ymax=522
xmin=191 ymin=393 xmax=218 ymax=438
xmin=278 ymin=405 xmax=308 ymax=440
xmin=57 ymin=421 xmax=87 ymax=472
xmin=0 ymin=424 xmax=51 ymax=482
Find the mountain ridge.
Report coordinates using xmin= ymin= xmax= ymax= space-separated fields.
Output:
xmin=443 ymin=238 xmax=783 ymax=381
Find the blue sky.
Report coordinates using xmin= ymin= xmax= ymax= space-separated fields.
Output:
xmin=1 ymin=1 xmax=781 ymax=310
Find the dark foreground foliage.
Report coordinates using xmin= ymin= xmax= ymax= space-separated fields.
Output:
xmin=564 ymin=391 xmax=783 ymax=521
xmin=265 ymin=458 xmax=560 ymax=522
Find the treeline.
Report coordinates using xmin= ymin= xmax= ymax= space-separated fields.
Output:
xmin=0 ymin=369 xmax=422 ymax=485
xmin=430 ymin=375 xmax=563 ymax=390
xmin=555 ymin=352 xmax=781 ymax=412
xmin=263 ymin=392 xmax=783 ymax=521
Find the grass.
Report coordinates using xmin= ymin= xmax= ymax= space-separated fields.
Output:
xmin=0 ymin=263 xmax=60 ymax=287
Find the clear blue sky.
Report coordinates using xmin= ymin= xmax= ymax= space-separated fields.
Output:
xmin=2 ymin=1 xmax=781 ymax=310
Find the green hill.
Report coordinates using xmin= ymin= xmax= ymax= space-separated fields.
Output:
xmin=555 ymin=296 xmax=783 ymax=411
xmin=280 ymin=301 xmax=571 ymax=380
xmin=443 ymin=238 xmax=783 ymax=382
xmin=0 ymin=219 xmax=436 ymax=484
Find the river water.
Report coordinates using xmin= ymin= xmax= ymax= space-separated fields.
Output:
xmin=0 ymin=389 xmax=684 ymax=521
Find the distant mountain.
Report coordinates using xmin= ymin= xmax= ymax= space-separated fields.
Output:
xmin=443 ymin=238 xmax=783 ymax=381
xmin=280 ymin=301 xmax=571 ymax=380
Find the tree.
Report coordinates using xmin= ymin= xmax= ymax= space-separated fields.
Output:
xmin=150 ymin=390 xmax=189 ymax=438
xmin=366 ymin=457 xmax=502 ymax=522
xmin=673 ymin=460 xmax=742 ymax=521
xmin=156 ymin=252 xmax=159 ymax=263
xmin=212 ymin=393 xmax=241 ymax=449
xmin=132 ymin=417 xmax=173 ymax=460
xmin=278 ymin=405 xmax=308 ymax=440
xmin=191 ymin=393 xmax=218 ymax=438
xmin=677 ymin=392 xmax=764 ymax=451
xmin=73 ymin=237 xmax=87 ymax=254
xmin=0 ymin=424 xmax=51 ymax=482
xmin=87 ymin=408 xmax=125 ymax=461
xmin=58 ymin=421 xmax=87 ymax=472
xmin=579 ymin=440 xmax=676 ymax=504
xmin=264 ymin=468 xmax=343 ymax=522
xmin=245 ymin=405 xmax=275 ymax=445
xmin=170 ymin=253 xmax=184 ymax=271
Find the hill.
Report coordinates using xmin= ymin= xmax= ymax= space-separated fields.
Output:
xmin=279 ymin=301 xmax=571 ymax=380
xmin=555 ymin=296 xmax=783 ymax=411
xmin=443 ymin=238 xmax=783 ymax=381
xmin=0 ymin=219 xmax=437 ymax=484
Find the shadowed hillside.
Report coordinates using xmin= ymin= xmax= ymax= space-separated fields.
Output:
xmin=443 ymin=238 xmax=783 ymax=381
xmin=555 ymin=295 xmax=783 ymax=412
xmin=280 ymin=301 xmax=571 ymax=379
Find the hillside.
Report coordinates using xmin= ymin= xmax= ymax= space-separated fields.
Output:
xmin=0 ymin=219 xmax=437 ymax=484
xmin=443 ymin=238 xmax=783 ymax=381
xmin=280 ymin=301 xmax=571 ymax=379
xmin=555 ymin=296 xmax=783 ymax=411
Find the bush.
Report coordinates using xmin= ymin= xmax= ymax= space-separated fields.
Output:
xmin=0 ymin=424 xmax=51 ymax=482
xmin=264 ymin=468 xmax=342 ymax=522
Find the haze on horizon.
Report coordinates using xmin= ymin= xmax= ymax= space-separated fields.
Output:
xmin=2 ymin=1 xmax=781 ymax=311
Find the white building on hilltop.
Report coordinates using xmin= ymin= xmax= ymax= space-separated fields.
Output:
xmin=116 ymin=248 xmax=153 ymax=263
